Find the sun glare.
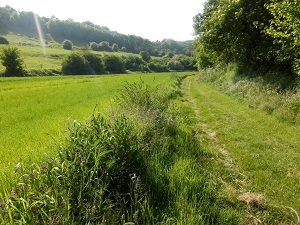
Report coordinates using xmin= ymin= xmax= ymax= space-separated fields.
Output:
xmin=34 ymin=13 xmax=47 ymax=58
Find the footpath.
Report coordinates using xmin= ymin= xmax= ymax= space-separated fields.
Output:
xmin=182 ymin=76 xmax=300 ymax=224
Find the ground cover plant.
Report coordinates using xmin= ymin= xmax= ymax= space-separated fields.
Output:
xmin=0 ymin=72 xmax=190 ymax=190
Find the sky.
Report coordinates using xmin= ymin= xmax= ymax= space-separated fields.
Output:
xmin=0 ymin=0 xmax=205 ymax=41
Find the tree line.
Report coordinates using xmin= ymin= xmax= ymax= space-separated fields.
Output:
xmin=0 ymin=45 xmax=196 ymax=76
xmin=0 ymin=5 xmax=193 ymax=56
xmin=193 ymin=0 xmax=300 ymax=77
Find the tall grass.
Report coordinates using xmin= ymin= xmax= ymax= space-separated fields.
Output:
xmin=0 ymin=73 xmax=242 ymax=224
xmin=0 ymin=73 xmax=179 ymax=190
xmin=198 ymin=63 xmax=300 ymax=123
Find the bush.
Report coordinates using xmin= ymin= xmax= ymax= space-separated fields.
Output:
xmin=124 ymin=54 xmax=146 ymax=71
xmin=103 ymin=54 xmax=125 ymax=74
xmin=98 ymin=41 xmax=111 ymax=52
xmin=83 ymin=53 xmax=104 ymax=74
xmin=112 ymin=43 xmax=119 ymax=52
xmin=0 ymin=36 xmax=9 ymax=44
xmin=139 ymin=50 xmax=151 ymax=62
xmin=148 ymin=62 xmax=169 ymax=72
xmin=176 ymin=55 xmax=197 ymax=71
xmin=62 ymin=53 xmax=88 ymax=75
xmin=62 ymin=52 xmax=105 ymax=75
xmin=89 ymin=42 xmax=99 ymax=51
xmin=0 ymin=46 xmax=24 ymax=76
xmin=167 ymin=60 xmax=184 ymax=71
xmin=62 ymin=39 xmax=73 ymax=50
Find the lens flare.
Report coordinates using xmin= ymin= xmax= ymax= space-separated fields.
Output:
xmin=34 ymin=13 xmax=47 ymax=58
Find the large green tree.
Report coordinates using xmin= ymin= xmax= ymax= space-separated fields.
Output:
xmin=266 ymin=0 xmax=300 ymax=75
xmin=193 ymin=0 xmax=277 ymax=69
xmin=0 ymin=46 xmax=24 ymax=76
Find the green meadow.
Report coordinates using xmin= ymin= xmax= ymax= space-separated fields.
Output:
xmin=1 ymin=27 xmax=300 ymax=225
xmin=0 ymin=72 xmax=189 ymax=189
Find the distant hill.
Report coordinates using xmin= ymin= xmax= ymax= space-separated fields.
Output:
xmin=0 ymin=5 xmax=194 ymax=56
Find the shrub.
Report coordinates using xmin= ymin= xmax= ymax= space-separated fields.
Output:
xmin=111 ymin=43 xmax=119 ymax=52
xmin=121 ymin=46 xmax=127 ymax=52
xmin=139 ymin=50 xmax=151 ymax=62
xmin=148 ymin=62 xmax=169 ymax=72
xmin=176 ymin=55 xmax=197 ymax=71
xmin=62 ymin=39 xmax=73 ymax=50
xmin=167 ymin=60 xmax=184 ymax=71
xmin=0 ymin=36 xmax=9 ymax=44
xmin=98 ymin=41 xmax=111 ymax=52
xmin=124 ymin=54 xmax=146 ymax=71
xmin=103 ymin=54 xmax=125 ymax=74
xmin=62 ymin=53 xmax=88 ymax=75
xmin=89 ymin=42 xmax=99 ymax=51
xmin=0 ymin=46 xmax=24 ymax=76
xmin=83 ymin=53 xmax=104 ymax=74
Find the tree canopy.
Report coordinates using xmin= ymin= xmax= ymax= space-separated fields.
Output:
xmin=193 ymin=0 xmax=300 ymax=76
xmin=0 ymin=46 xmax=24 ymax=76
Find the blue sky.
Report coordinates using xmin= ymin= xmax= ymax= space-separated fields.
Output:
xmin=1 ymin=0 xmax=205 ymax=41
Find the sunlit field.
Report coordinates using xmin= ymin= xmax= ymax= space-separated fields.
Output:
xmin=0 ymin=72 xmax=189 ymax=188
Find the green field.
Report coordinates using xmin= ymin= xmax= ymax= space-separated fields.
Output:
xmin=1 ymin=71 xmax=300 ymax=223
xmin=0 ymin=72 xmax=191 ymax=188
xmin=1 ymin=31 xmax=300 ymax=224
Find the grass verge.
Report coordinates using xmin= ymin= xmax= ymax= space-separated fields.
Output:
xmin=186 ymin=73 xmax=300 ymax=224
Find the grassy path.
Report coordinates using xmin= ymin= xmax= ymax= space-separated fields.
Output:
xmin=183 ymin=75 xmax=300 ymax=223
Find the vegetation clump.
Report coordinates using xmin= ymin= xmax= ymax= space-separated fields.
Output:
xmin=103 ymin=54 xmax=126 ymax=74
xmin=62 ymin=52 xmax=104 ymax=75
xmin=62 ymin=39 xmax=73 ymax=50
xmin=193 ymin=0 xmax=300 ymax=77
xmin=0 ymin=46 xmax=24 ymax=76
xmin=0 ymin=36 xmax=9 ymax=44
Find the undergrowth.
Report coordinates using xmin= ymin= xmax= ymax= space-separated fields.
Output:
xmin=0 ymin=73 xmax=241 ymax=224
xmin=198 ymin=63 xmax=300 ymax=124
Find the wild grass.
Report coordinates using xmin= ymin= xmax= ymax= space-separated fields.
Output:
xmin=0 ymin=72 xmax=189 ymax=190
xmin=198 ymin=63 xmax=300 ymax=124
xmin=0 ymin=73 xmax=243 ymax=224
xmin=189 ymin=68 xmax=300 ymax=223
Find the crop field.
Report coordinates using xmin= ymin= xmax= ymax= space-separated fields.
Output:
xmin=0 ymin=72 xmax=190 ymax=189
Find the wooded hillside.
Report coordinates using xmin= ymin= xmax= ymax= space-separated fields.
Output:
xmin=0 ymin=5 xmax=193 ymax=56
